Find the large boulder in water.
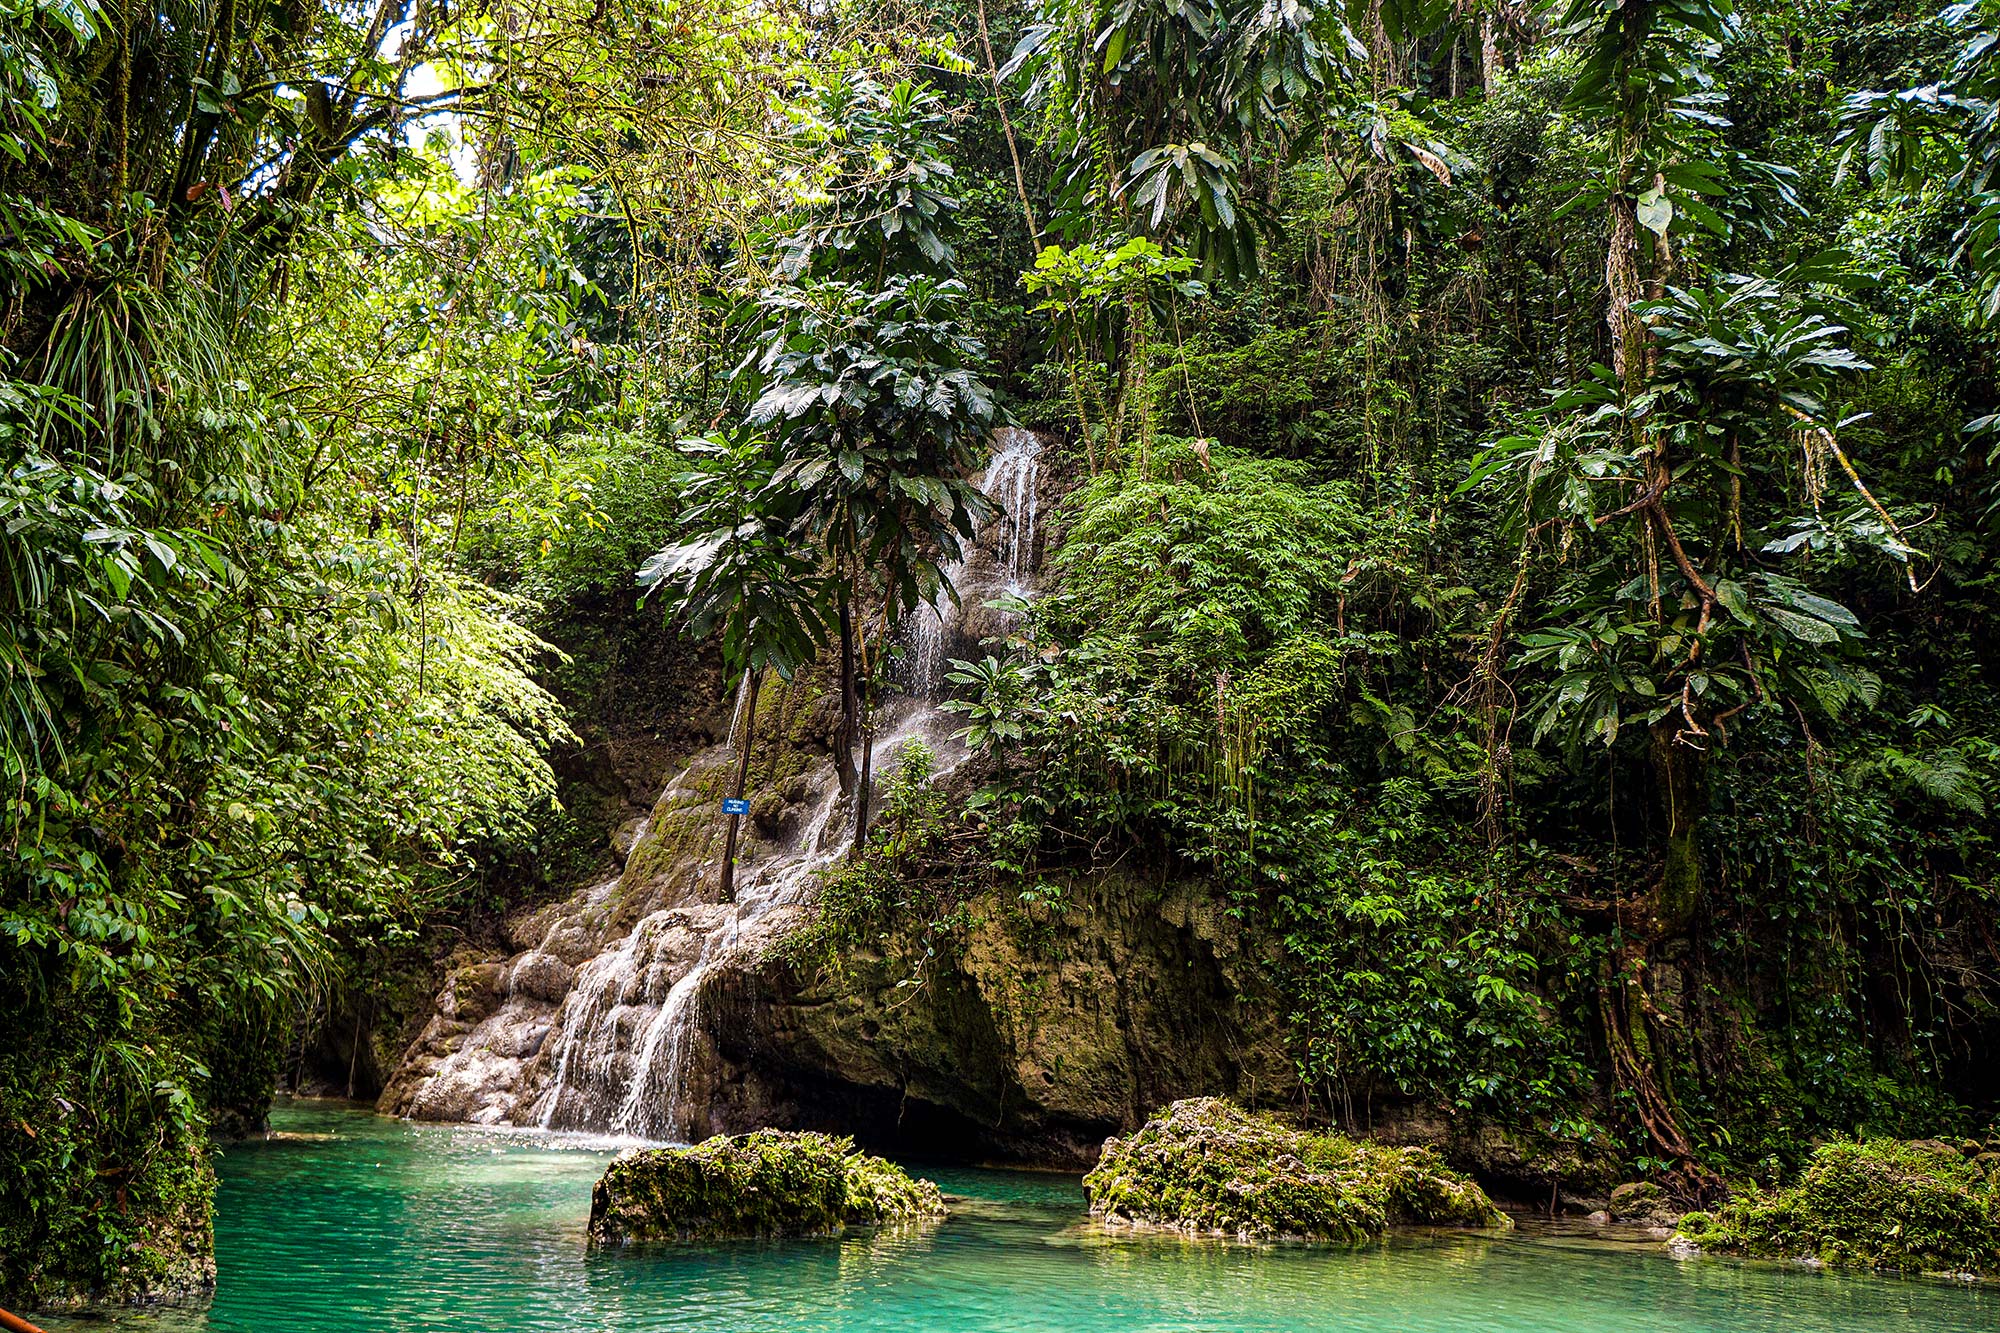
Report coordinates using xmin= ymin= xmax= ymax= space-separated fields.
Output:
xmin=587 ymin=1129 xmax=946 ymax=1244
xmin=1670 ymin=1138 xmax=2000 ymax=1276
xmin=1083 ymin=1097 xmax=1510 ymax=1243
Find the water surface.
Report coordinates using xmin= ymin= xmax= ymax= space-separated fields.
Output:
xmin=36 ymin=1101 xmax=1995 ymax=1332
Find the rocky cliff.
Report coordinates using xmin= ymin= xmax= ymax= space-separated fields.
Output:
xmin=377 ymin=429 xmax=1306 ymax=1162
xmin=703 ymin=872 xmax=1297 ymax=1164
xmin=377 ymin=735 xmax=1300 ymax=1163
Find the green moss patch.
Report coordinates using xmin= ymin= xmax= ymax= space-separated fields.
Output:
xmin=587 ymin=1129 xmax=946 ymax=1245
xmin=1083 ymin=1097 xmax=1509 ymax=1243
xmin=1671 ymin=1139 xmax=2000 ymax=1277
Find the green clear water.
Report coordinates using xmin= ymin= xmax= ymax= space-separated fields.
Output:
xmin=33 ymin=1101 xmax=1997 ymax=1333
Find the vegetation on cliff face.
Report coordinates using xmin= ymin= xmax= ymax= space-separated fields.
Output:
xmin=1672 ymin=1139 xmax=2000 ymax=1276
xmin=587 ymin=1130 xmax=946 ymax=1244
xmin=1084 ymin=1099 xmax=1507 ymax=1242
xmin=5 ymin=0 xmax=2000 ymax=1302
xmin=802 ymin=0 xmax=2000 ymax=1204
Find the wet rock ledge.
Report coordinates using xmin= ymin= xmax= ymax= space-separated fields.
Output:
xmin=587 ymin=1129 xmax=947 ymax=1244
xmin=1084 ymin=1097 xmax=1510 ymax=1243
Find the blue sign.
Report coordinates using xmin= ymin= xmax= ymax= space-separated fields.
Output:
xmin=722 ymin=797 xmax=751 ymax=816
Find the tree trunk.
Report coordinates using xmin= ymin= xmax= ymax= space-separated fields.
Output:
xmin=1648 ymin=721 xmax=1704 ymax=938
xmin=1596 ymin=71 xmax=1710 ymax=1184
xmin=1606 ymin=192 xmax=1647 ymax=391
xmin=718 ymin=668 xmax=759 ymax=902
xmin=975 ymin=0 xmax=1041 ymax=250
xmin=853 ymin=689 xmax=876 ymax=852
xmin=851 ymin=622 xmax=878 ymax=851
xmin=835 ymin=587 xmax=859 ymax=795
xmin=1582 ymin=722 xmax=1717 ymax=1197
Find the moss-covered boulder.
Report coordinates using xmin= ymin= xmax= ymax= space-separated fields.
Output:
xmin=1671 ymin=1139 xmax=2000 ymax=1277
xmin=1608 ymin=1180 xmax=1681 ymax=1228
xmin=1083 ymin=1097 xmax=1510 ymax=1243
xmin=587 ymin=1129 xmax=946 ymax=1245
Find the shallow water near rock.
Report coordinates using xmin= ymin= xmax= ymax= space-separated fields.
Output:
xmin=34 ymin=1102 xmax=1995 ymax=1333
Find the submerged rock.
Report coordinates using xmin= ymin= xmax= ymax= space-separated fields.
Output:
xmin=1670 ymin=1139 xmax=2000 ymax=1277
xmin=1083 ymin=1097 xmax=1510 ymax=1243
xmin=586 ymin=1129 xmax=946 ymax=1244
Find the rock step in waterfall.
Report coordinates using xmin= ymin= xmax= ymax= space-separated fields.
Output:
xmin=378 ymin=429 xmax=1046 ymax=1142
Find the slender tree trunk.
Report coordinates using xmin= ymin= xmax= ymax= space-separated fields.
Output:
xmin=345 ymin=1006 xmax=362 ymax=1100
xmin=718 ymin=668 xmax=759 ymax=902
xmin=853 ymin=692 xmax=876 ymax=851
xmin=975 ymin=0 xmax=1041 ymax=250
xmin=1066 ymin=316 xmax=1099 ymax=474
xmin=1648 ymin=722 xmax=1703 ymax=937
xmin=835 ymin=585 xmax=858 ymax=794
xmin=851 ymin=620 xmax=878 ymax=850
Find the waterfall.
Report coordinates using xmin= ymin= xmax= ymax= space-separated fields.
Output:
xmin=985 ymin=427 xmax=1042 ymax=590
xmin=901 ymin=599 xmax=949 ymax=701
xmin=385 ymin=428 xmax=1048 ymax=1143
xmin=605 ymin=779 xmax=846 ymax=1138
xmin=897 ymin=426 xmax=1043 ymax=699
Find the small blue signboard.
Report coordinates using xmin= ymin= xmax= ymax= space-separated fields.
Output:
xmin=722 ymin=797 xmax=751 ymax=816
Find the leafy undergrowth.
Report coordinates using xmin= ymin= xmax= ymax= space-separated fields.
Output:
xmin=1672 ymin=1139 xmax=2000 ymax=1277
xmin=1084 ymin=1097 xmax=1509 ymax=1242
xmin=587 ymin=1129 xmax=946 ymax=1244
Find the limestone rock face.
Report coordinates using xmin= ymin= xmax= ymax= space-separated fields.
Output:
xmin=586 ymin=1130 xmax=945 ymax=1244
xmin=1670 ymin=1138 xmax=2000 ymax=1277
xmin=381 ymin=825 xmax=1600 ymax=1192
xmin=1079 ymin=1097 xmax=1510 ymax=1242
xmin=375 ymin=725 xmax=816 ymax=1135
xmin=700 ymin=874 xmax=1298 ymax=1164
xmin=381 ymin=838 xmax=1301 ymax=1157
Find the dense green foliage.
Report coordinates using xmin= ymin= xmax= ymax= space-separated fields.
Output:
xmin=925 ymin=0 xmax=2000 ymax=1195
xmin=1673 ymin=1138 xmax=2000 ymax=1275
xmin=6 ymin=0 xmax=2000 ymax=1301
xmin=0 ymin=0 xmax=794 ymax=1299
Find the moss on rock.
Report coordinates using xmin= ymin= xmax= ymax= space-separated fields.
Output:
xmin=1608 ymin=1180 xmax=1680 ymax=1227
xmin=1670 ymin=1139 xmax=2000 ymax=1277
xmin=587 ymin=1129 xmax=946 ymax=1245
xmin=1083 ymin=1097 xmax=1510 ymax=1243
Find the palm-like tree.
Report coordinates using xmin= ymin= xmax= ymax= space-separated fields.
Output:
xmin=639 ymin=434 xmax=831 ymax=896
xmin=743 ymin=69 xmax=1004 ymax=845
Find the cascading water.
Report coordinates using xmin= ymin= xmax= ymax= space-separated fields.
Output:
xmin=898 ymin=427 xmax=1042 ymax=699
xmin=601 ymin=778 xmax=846 ymax=1138
xmin=381 ymin=429 xmax=1047 ymax=1143
xmin=985 ymin=427 xmax=1042 ymax=590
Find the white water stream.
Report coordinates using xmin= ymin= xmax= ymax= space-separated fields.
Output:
xmin=900 ymin=427 xmax=1041 ymax=698
xmin=496 ymin=429 xmax=1046 ymax=1142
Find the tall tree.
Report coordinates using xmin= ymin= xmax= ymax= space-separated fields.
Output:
xmin=1463 ymin=0 xmax=1925 ymax=1183
xmin=742 ymin=65 xmax=1001 ymax=844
